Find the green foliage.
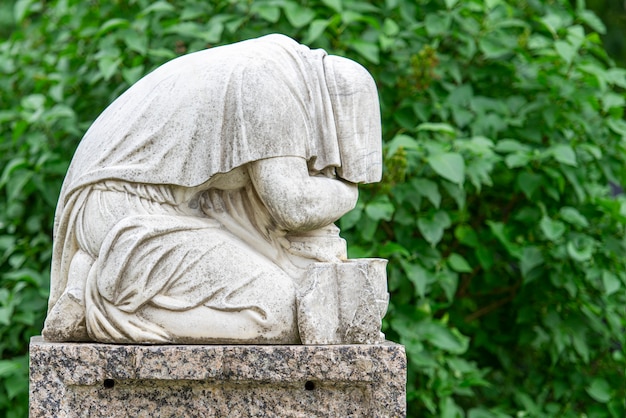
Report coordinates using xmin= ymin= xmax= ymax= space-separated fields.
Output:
xmin=587 ymin=0 xmax=626 ymax=67
xmin=1 ymin=0 xmax=625 ymax=416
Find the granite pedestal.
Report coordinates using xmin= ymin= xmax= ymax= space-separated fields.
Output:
xmin=29 ymin=336 xmax=406 ymax=417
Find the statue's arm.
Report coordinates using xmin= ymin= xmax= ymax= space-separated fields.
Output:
xmin=248 ymin=156 xmax=358 ymax=232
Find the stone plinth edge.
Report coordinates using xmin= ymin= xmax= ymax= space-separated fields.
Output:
xmin=29 ymin=336 xmax=406 ymax=417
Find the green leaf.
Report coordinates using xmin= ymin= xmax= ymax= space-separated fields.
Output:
xmin=448 ymin=253 xmax=472 ymax=273
xmin=559 ymin=206 xmax=589 ymax=228
xmin=602 ymin=271 xmax=621 ymax=296
xmin=487 ymin=221 xmax=521 ymax=258
xmin=428 ymin=153 xmax=465 ymax=184
xmin=178 ymin=4 xmax=205 ymax=20
xmin=340 ymin=10 xmax=363 ymax=25
xmin=97 ymin=57 xmax=122 ymax=81
xmin=394 ymin=107 xmax=418 ymax=130
xmin=140 ymin=1 xmax=175 ymax=16
xmin=571 ymin=329 xmax=590 ymax=363
xmin=479 ymin=35 xmax=511 ymax=59
xmin=520 ymin=246 xmax=544 ymax=280
xmin=0 ymin=158 xmax=28 ymax=188
xmin=253 ymin=4 xmax=281 ymax=23
xmin=455 ymin=225 xmax=478 ymax=248
xmin=485 ymin=0 xmax=503 ymax=9
xmin=447 ymin=84 xmax=473 ymax=109
xmin=147 ymin=48 xmax=177 ymax=60
xmin=0 ymin=360 xmax=21 ymax=378
xmin=0 ymin=306 xmax=12 ymax=326
xmin=340 ymin=203 xmax=362 ymax=230
xmin=475 ymin=246 xmax=494 ymax=270
xmin=358 ymin=216 xmax=378 ymax=241
xmin=163 ymin=22 xmax=223 ymax=43
xmin=7 ymin=171 xmax=32 ymax=201
xmin=554 ymin=40 xmax=576 ymax=64
xmin=379 ymin=242 xmax=410 ymax=258
xmin=122 ymin=66 xmax=145 ymax=85
xmin=540 ymin=13 xmax=569 ymax=36
xmin=122 ymin=31 xmax=148 ymax=54
xmin=466 ymin=157 xmax=495 ymax=191
xmin=400 ymin=260 xmax=432 ymax=297
xmin=586 ymin=378 xmax=612 ymax=403
xmin=517 ymin=172 xmax=542 ymax=199
xmin=495 ymin=139 xmax=531 ymax=153
xmin=442 ymin=182 xmax=466 ymax=209
xmin=321 ymin=0 xmax=342 ymax=13
xmin=549 ymin=144 xmax=577 ymax=166
xmin=438 ymin=270 xmax=459 ymax=302
xmin=567 ymin=238 xmax=594 ymax=262
xmin=579 ymin=10 xmax=606 ymax=34
xmin=14 ymin=0 xmax=36 ymax=23
xmin=561 ymin=166 xmax=586 ymax=201
xmin=282 ymin=2 xmax=315 ymax=28
xmin=602 ymin=93 xmax=626 ymax=113
xmin=417 ymin=211 xmax=451 ymax=246
xmin=382 ymin=18 xmax=399 ymax=36
xmin=607 ymin=119 xmax=626 ymax=137
xmin=97 ymin=18 xmax=129 ymax=36
xmin=364 ymin=197 xmax=394 ymax=221
xmin=21 ymin=94 xmax=45 ymax=111
xmin=417 ymin=122 xmax=456 ymax=135
xmin=349 ymin=40 xmax=379 ymax=64
xmin=567 ymin=25 xmax=584 ymax=48
xmin=505 ymin=153 xmax=531 ymax=169
xmin=204 ymin=20 xmax=225 ymax=43
xmin=425 ymin=13 xmax=451 ymax=36
xmin=5 ymin=373 xmax=28 ymax=400
xmin=411 ymin=178 xmax=441 ymax=208
xmin=607 ymin=68 xmax=626 ymax=88
xmin=386 ymin=134 xmax=419 ymax=156
xmin=468 ymin=408 xmax=498 ymax=418
xmin=540 ymin=216 xmax=566 ymax=241
xmin=303 ymin=19 xmax=328 ymax=44
xmin=416 ymin=321 xmax=468 ymax=354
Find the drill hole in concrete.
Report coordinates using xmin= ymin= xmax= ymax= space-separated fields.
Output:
xmin=304 ymin=380 xmax=316 ymax=391
xmin=103 ymin=379 xmax=115 ymax=389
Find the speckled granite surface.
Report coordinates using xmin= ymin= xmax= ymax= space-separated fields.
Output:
xmin=29 ymin=336 xmax=406 ymax=417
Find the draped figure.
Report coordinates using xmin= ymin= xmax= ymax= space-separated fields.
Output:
xmin=43 ymin=34 xmax=382 ymax=344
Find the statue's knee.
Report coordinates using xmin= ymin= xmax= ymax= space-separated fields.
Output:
xmin=255 ymin=276 xmax=299 ymax=342
xmin=67 ymin=250 xmax=94 ymax=291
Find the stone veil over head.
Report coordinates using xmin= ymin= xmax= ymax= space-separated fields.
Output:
xmin=43 ymin=34 xmax=387 ymax=345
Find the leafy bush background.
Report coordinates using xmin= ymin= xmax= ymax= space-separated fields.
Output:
xmin=1 ymin=0 xmax=625 ymax=416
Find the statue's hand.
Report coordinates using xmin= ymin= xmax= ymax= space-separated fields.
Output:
xmin=249 ymin=156 xmax=358 ymax=232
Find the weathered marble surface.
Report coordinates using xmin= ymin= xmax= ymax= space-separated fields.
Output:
xmin=29 ymin=336 xmax=406 ymax=417
xmin=42 ymin=34 xmax=387 ymax=345
xmin=298 ymin=259 xmax=389 ymax=344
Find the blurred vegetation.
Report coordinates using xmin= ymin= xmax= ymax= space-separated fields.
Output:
xmin=587 ymin=0 xmax=626 ymax=66
xmin=1 ymin=0 xmax=625 ymax=417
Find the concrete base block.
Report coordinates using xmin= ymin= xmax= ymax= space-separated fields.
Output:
xmin=29 ymin=336 xmax=406 ymax=417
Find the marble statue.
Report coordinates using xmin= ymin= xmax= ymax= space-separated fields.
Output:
xmin=42 ymin=34 xmax=388 ymax=345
